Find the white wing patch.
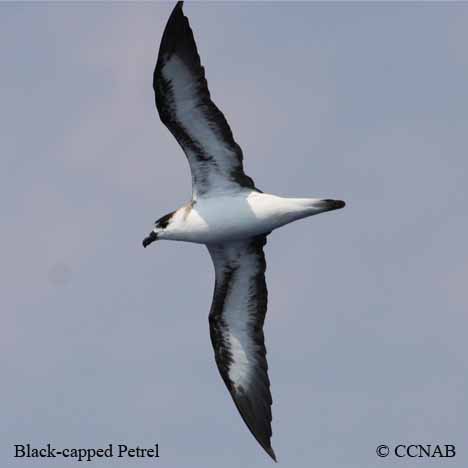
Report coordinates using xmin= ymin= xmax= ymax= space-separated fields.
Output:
xmin=219 ymin=250 xmax=260 ymax=389
xmin=153 ymin=2 xmax=258 ymax=198
xmin=207 ymin=236 xmax=276 ymax=460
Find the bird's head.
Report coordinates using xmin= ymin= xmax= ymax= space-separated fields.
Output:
xmin=142 ymin=210 xmax=175 ymax=248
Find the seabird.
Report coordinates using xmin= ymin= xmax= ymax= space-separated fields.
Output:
xmin=143 ymin=2 xmax=345 ymax=461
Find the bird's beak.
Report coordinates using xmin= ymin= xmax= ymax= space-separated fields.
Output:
xmin=142 ymin=231 xmax=158 ymax=248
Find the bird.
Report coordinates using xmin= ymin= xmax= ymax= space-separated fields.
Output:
xmin=143 ymin=1 xmax=345 ymax=461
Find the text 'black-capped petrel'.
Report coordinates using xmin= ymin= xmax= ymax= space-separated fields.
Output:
xmin=142 ymin=2 xmax=345 ymax=461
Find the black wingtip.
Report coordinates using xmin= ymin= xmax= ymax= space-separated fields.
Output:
xmin=173 ymin=1 xmax=184 ymax=15
xmin=266 ymin=446 xmax=277 ymax=462
xmin=165 ymin=1 xmax=184 ymax=28
xmin=156 ymin=0 xmax=189 ymax=68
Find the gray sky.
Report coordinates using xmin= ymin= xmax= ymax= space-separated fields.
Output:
xmin=2 ymin=2 xmax=468 ymax=467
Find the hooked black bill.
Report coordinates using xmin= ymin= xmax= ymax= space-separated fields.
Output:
xmin=142 ymin=231 xmax=158 ymax=248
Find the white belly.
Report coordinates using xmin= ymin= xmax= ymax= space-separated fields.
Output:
xmin=165 ymin=191 xmax=319 ymax=244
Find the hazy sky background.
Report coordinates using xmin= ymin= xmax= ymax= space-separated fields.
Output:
xmin=2 ymin=2 xmax=468 ymax=467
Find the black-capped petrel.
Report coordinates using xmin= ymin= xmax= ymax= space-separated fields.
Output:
xmin=142 ymin=2 xmax=345 ymax=461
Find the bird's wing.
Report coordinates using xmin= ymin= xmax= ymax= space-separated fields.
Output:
xmin=154 ymin=1 xmax=258 ymax=199
xmin=207 ymin=236 xmax=276 ymax=461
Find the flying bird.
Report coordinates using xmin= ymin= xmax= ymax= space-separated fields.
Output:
xmin=143 ymin=2 xmax=345 ymax=461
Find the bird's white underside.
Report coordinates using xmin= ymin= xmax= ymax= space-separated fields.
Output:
xmin=162 ymin=192 xmax=334 ymax=390
xmin=156 ymin=191 xmax=332 ymax=244
xmin=150 ymin=3 xmax=345 ymax=458
xmin=156 ymin=14 xmax=339 ymax=407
